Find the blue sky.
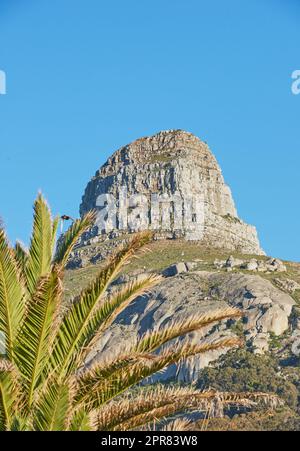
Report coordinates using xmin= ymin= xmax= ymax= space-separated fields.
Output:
xmin=0 ymin=0 xmax=299 ymax=261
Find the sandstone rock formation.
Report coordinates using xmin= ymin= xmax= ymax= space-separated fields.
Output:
xmin=78 ymin=130 xmax=264 ymax=261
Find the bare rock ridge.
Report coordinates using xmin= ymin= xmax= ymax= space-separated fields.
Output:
xmin=79 ymin=130 xmax=264 ymax=256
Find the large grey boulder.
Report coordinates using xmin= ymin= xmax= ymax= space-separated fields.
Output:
xmin=225 ymin=256 xmax=244 ymax=268
xmin=162 ymin=262 xmax=188 ymax=277
xmin=209 ymin=272 xmax=295 ymax=337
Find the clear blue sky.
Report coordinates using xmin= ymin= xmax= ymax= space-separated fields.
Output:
xmin=0 ymin=0 xmax=299 ymax=261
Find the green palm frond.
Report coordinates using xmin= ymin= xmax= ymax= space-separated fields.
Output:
xmin=54 ymin=212 xmax=96 ymax=268
xmin=0 ymin=360 xmax=22 ymax=431
xmin=15 ymin=270 xmax=62 ymax=406
xmin=51 ymin=216 xmax=60 ymax=254
xmin=50 ymin=233 xmax=154 ymax=378
xmin=26 ymin=194 xmax=53 ymax=295
xmin=81 ymin=274 xmax=162 ymax=363
xmin=34 ymin=381 xmax=71 ymax=431
xmin=11 ymin=414 xmax=33 ymax=431
xmin=0 ymin=230 xmax=25 ymax=359
xmin=14 ymin=241 xmax=29 ymax=272
xmin=68 ymin=408 xmax=94 ymax=431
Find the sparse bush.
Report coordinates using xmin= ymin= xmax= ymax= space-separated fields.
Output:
xmin=198 ymin=349 xmax=298 ymax=409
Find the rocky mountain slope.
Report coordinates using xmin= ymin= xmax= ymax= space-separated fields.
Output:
xmin=64 ymin=239 xmax=300 ymax=430
xmin=63 ymin=130 xmax=300 ymax=429
xmin=65 ymin=239 xmax=300 ymax=373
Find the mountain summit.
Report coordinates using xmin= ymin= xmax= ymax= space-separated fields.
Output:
xmin=79 ymin=130 xmax=263 ymax=255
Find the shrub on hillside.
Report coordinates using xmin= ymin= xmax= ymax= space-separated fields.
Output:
xmin=198 ymin=349 xmax=298 ymax=409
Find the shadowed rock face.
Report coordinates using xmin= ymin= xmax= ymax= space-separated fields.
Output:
xmin=79 ymin=130 xmax=264 ymax=255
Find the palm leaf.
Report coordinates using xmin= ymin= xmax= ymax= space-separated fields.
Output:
xmin=54 ymin=212 xmax=96 ymax=268
xmin=0 ymin=230 xmax=25 ymax=359
xmin=0 ymin=359 xmax=21 ymax=431
xmin=10 ymin=414 xmax=32 ymax=431
xmin=140 ymin=418 xmax=192 ymax=431
xmin=15 ymin=270 xmax=62 ymax=406
xmin=14 ymin=241 xmax=29 ymax=272
xmin=68 ymin=408 xmax=94 ymax=431
xmin=51 ymin=216 xmax=60 ymax=254
xmin=34 ymin=381 xmax=71 ymax=431
xmin=80 ymin=274 xmax=162 ymax=364
xmin=134 ymin=307 xmax=242 ymax=353
xmin=161 ymin=419 xmax=192 ymax=431
xmin=94 ymin=386 xmax=280 ymax=431
xmin=50 ymin=232 xmax=153 ymax=378
xmin=76 ymin=337 xmax=242 ymax=410
xmin=92 ymin=386 xmax=220 ymax=431
xmin=26 ymin=194 xmax=53 ymax=295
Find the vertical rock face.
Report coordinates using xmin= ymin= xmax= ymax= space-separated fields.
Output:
xmin=80 ymin=130 xmax=264 ymax=255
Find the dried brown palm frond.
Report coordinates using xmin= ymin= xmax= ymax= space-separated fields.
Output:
xmin=161 ymin=419 xmax=193 ymax=431
xmin=80 ymin=335 xmax=241 ymax=384
xmin=139 ymin=418 xmax=193 ymax=431
xmin=134 ymin=308 xmax=242 ymax=354
xmin=92 ymin=385 xmax=281 ymax=431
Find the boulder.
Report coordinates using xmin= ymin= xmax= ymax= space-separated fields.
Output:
xmin=162 ymin=262 xmax=188 ymax=277
xmin=214 ymin=259 xmax=225 ymax=269
xmin=257 ymin=305 xmax=289 ymax=336
xmin=244 ymin=259 xmax=258 ymax=271
xmin=185 ymin=261 xmax=198 ymax=271
xmin=225 ymin=256 xmax=245 ymax=268
xmin=265 ymin=258 xmax=287 ymax=273
xmin=252 ymin=333 xmax=269 ymax=354
xmin=274 ymin=278 xmax=300 ymax=293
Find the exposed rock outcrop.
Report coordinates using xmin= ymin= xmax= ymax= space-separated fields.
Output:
xmin=214 ymin=256 xmax=287 ymax=273
xmin=274 ymin=278 xmax=300 ymax=293
xmin=85 ymin=269 xmax=296 ymax=381
xmin=77 ymin=130 xmax=263 ymax=265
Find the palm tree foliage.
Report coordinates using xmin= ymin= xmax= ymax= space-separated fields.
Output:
xmin=0 ymin=194 xmax=280 ymax=431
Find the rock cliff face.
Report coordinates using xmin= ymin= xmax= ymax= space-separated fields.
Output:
xmin=79 ymin=130 xmax=263 ymax=256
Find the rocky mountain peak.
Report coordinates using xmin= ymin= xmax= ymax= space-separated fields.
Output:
xmin=79 ymin=130 xmax=264 ymax=255
xmin=97 ymin=129 xmax=215 ymax=171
